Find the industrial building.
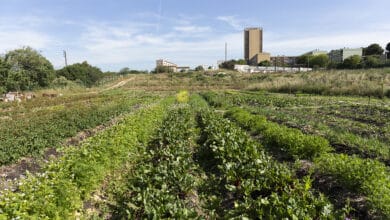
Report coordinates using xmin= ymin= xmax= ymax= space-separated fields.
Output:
xmin=244 ymin=27 xmax=270 ymax=65
xmin=328 ymin=48 xmax=363 ymax=63
xmin=270 ymin=56 xmax=298 ymax=66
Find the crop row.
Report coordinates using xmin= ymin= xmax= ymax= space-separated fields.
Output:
xmin=224 ymin=107 xmax=390 ymax=218
xmin=202 ymin=91 xmax=390 ymax=164
xmin=113 ymin=107 xmax=203 ymax=219
xmin=197 ymin=110 xmax=336 ymax=219
xmin=0 ymin=92 xmax=159 ymax=165
xmin=0 ymin=98 xmax=172 ymax=219
xmin=249 ymin=105 xmax=390 ymax=164
xmin=225 ymin=107 xmax=332 ymax=160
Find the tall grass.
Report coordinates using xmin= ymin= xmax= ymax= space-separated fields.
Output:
xmin=246 ymin=69 xmax=390 ymax=98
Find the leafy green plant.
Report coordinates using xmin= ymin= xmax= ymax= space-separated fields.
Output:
xmin=198 ymin=110 xmax=334 ymax=219
xmin=0 ymin=98 xmax=173 ymax=219
xmin=315 ymin=153 xmax=390 ymax=218
xmin=225 ymin=107 xmax=332 ymax=160
xmin=114 ymin=107 xmax=203 ymax=219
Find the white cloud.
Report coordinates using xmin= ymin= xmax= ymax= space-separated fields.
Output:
xmin=217 ymin=16 xmax=243 ymax=30
xmin=1 ymin=13 xmax=389 ymax=71
xmin=0 ymin=16 xmax=52 ymax=52
xmin=173 ymin=25 xmax=211 ymax=34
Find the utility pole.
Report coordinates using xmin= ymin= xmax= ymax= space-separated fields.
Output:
xmin=225 ymin=42 xmax=227 ymax=62
xmin=63 ymin=50 xmax=68 ymax=67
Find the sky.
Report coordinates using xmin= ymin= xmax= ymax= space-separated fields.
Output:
xmin=0 ymin=0 xmax=389 ymax=71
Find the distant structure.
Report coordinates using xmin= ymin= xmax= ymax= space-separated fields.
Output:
xmin=244 ymin=27 xmax=270 ymax=65
xmin=156 ymin=59 xmax=178 ymax=72
xmin=270 ymin=56 xmax=298 ymax=67
xmin=234 ymin=64 xmax=312 ymax=73
xmin=156 ymin=59 xmax=191 ymax=73
xmin=176 ymin=66 xmax=190 ymax=72
xmin=328 ymin=48 xmax=363 ymax=63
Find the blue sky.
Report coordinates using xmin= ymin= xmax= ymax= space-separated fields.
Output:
xmin=0 ymin=0 xmax=389 ymax=71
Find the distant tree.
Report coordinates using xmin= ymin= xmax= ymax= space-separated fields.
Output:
xmin=310 ymin=54 xmax=329 ymax=68
xmin=56 ymin=61 xmax=103 ymax=87
xmin=386 ymin=42 xmax=390 ymax=59
xmin=219 ymin=60 xmax=235 ymax=70
xmin=195 ymin=65 xmax=204 ymax=71
xmin=296 ymin=54 xmax=313 ymax=67
xmin=119 ymin=67 xmax=131 ymax=75
xmin=342 ymin=55 xmax=362 ymax=69
xmin=4 ymin=47 xmax=55 ymax=90
xmin=258 ymin=60 xmax=271 ymax=66
xmin=236 ymin=59 xmax=247 ymax=65
xmin=364 ymin=43 xmax=384 ymax=56
xmin=363 ymin=55 xmax=381 ymax=68
xmin=0 ymin=58 xmax=10 ymax=93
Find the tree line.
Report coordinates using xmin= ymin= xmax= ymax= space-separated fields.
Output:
xmin=0 ymin=47 xmax=144 ymax=94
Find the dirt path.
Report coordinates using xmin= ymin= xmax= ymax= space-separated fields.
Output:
xmin=101 ymin=77 xmax=134 ymax=92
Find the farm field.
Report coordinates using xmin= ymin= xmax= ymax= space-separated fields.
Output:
xmin=0 ymin=71 xmax=389 ymax=219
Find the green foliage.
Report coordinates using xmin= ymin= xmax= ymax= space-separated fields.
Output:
xmin=0 ymin=93 xmax=157 ymax=165
xmin=225 ymin=107 xmax=332 ymax=160
xmin=296 ymin=54 xmax=312 ymax=67
xmin=119 ymin=67 xmax=144 ymax=75
xmin=195 ymin=65 xmax=204 ymax=71
xmin=363 ymin=55 xmax=381 ymax=68
xmin=310 ymin=54 xmax=329 ymax=68
xmin=315 ymin=154 xmax=390 ymax=217
xmin=1 ymin=47 xmax=55 ymax=91
xmin=200 ymin=91 xmax=226 ymax=108
xmin=236 ymin=59 xmax=247 ymax=65
xmin=115 ymin=107 xmax=201 ymax=219
xmin=219 ymin=59 xmax=246 ymax=70
xmin=224 ymin=107 xmax=267 ymax=131
xmin=176 ymin=90 xmax=189 ymax=103
xmin=364 ymin=43 xmax=384 ymax=56
xmin=56 ymin=61 xmax=103 ymax=87
xmin=0 ymin=98 xmax=172 ymax=218
xmin=297 ymin=54 xmax=329 ymax=68
xmin=258 ymin=60 xmax=271 ymax=66
xmin=0 ymin=57 xmax=10 ymax=93
xmin=342 ymin=55 xmax=362 ymax=69
xmin=198 ymin=110 xmax=334 ymax=219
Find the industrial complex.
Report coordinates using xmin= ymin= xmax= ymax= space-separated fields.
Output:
xmin=156 ymin=26 xmax=368 ymax=73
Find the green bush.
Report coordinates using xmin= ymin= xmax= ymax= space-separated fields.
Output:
xmin=56 ymin=61 xmax=103 ymax=87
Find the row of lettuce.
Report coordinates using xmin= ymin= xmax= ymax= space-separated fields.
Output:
xmin=0 ymin=92 xmax=158 ymax=165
